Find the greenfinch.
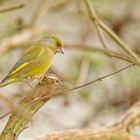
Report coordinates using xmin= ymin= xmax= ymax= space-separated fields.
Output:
xmin=0 ymin=35 xmax=64 ymax=87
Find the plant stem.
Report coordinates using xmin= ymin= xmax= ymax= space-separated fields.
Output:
xmin=0 ymin=75 xmax=60 ymax=140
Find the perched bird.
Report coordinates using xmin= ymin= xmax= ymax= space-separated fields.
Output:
xmin=0 ymin=35 xmax=64 ymax=87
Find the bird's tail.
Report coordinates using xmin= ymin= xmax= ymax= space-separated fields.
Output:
xmin=0 ymin=76 xmax=17 ymax=88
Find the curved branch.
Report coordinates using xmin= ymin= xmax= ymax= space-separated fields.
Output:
xmin=33 ymin=99 xmax=140 ymax=140
xmin=84 ymin=0 xmax=140 ymax=65
xmin=32 ymin=128 xmax=139 ymax=140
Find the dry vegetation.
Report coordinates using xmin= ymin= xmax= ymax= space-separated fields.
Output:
xmin=0 ymin=0 xmax=140 ymax=139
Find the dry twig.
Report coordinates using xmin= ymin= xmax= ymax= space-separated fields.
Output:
xmin=32 ymin=97 xmax=140 ymax=140
xmin=0 ymin=75 xmax=61 ymax=140
xmin=0 ymin=111 xmax=11 ymax=120
xmin=29 ymin=0 xmax=47 ymax=28
xmin=0 ymin=4 xmax=24 ymax=13
xmin=36 ymin=63 xmax=135 ymax=101
xmin=84 ymin=0 xmax=140 ymax=65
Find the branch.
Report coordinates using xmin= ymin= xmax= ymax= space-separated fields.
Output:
xmin=37 ymin=63 xmax=135 ymax=101
xmin=65 ymin=64 xmax=135 ymax=93
xmin=32 ymin=127 xmax=139 ymax=140
xmin=84 ymin=0 xmax=140 ymax=65
xmin=32 ymin=99 xmax=140 ymax=140
xmin=0 ymin=111 xmax=11 ymax=120
xmin=0 ymin=26 xmax=138 ymax=66
xmin=66 ymin=44 xmax=137 ymax=65
xmin=29 ymin=0 xmax=47 ymax=28
xmin=85 ymin=1 xmax=111 ymax=59
xmin=0 ymin=28 xmax=46 ymax=55
xmin=0 ymin=29 xmax=33 ymax=54
xmin=0 ymin=74 xmax=61 ymax=140
xmin=0 ymin=95 xmax=17 ymax=112
xmin=116 ymin=101 xmax=140 ymax=132
xmin=48 ymin=0 xmax=71 ymax=11
xmin=94 ymin=21 xmax=112 ymax=58
xmin=0 ymin=4 xmax=24 ymax=13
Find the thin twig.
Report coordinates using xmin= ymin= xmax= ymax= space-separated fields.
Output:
xmin=95 ymin=22 xmax=112 ymax=58
xmin=0 ymin=95 xmax=29 ymax=121
xmin=0 ymin=94 xmax=17 ymax=111
xmin=84 ymin=0 xmax=140 ymax=64
xmin=66 ymin=44 xmax=137 ymax=65
xmin=0 ymin=111 xmax=12 ymax=120
xmin=76 ymin=58 xmax=90 ymax=86
xmin=37 ymin=63 xmax=135 ymax=101
xmin=29 ymin=0 xmax=47 ymax=28
xmin=86 ymin=1 xmax=111 ymax=58
xmin=65 ymin=64 xmax=134 ymax=92
xmin=48 ymin=0 xmax=70 ymax=11
xmin=0 ymin=4 xmax=24 ymax=13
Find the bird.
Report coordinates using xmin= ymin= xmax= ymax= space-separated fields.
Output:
xmin=0 ymin=35 xmax=64 ymax=88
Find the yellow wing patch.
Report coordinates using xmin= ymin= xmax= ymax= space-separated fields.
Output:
xmin=8 ymin=46 xmax=44 ymax=76
xmin=10 ymin=62 xmax=29 ymax=75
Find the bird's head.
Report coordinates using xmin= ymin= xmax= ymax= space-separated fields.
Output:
xmin=40 ymin=35 xmax=64 ymax=54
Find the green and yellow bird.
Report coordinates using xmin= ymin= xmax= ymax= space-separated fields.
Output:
xmin=0 ymin=35 xmax=64 ymax=87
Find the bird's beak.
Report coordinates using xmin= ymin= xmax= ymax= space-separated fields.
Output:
xmin=57 ymin=47 xmax=64 ymax=54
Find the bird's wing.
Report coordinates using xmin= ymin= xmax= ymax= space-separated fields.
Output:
xmin=8 ymin=44 xmax=44 ymax=76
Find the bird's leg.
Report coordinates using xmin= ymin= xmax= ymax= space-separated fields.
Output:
xmin=24 ymin=81 xmax=33 ymax=89
xmin=20 ymin=79 xmax=33 ymax=89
